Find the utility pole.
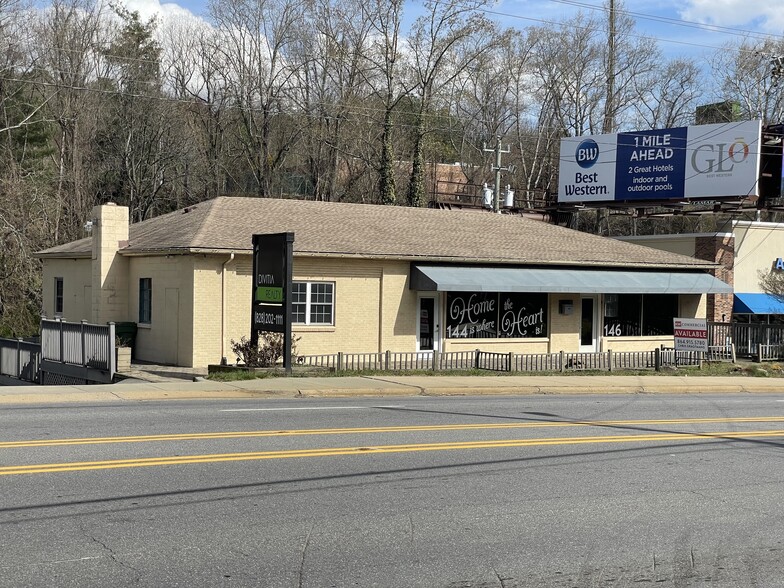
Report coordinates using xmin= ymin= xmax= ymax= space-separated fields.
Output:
xmin=603 ymin=0 xmax=616 ymax=134
xmin=483 ymin=137 xmax=512 ymax=212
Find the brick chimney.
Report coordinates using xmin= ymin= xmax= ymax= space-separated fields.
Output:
xmin=91 ymin=203 xmax=130 ymax=324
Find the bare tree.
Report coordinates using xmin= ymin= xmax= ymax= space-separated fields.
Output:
xmin=96 ymin=6 xmax=180 ymax=221
xmin=361 ymin=0 xmax=405 ymax=205
xmin=293 ymin=0 xmax=374 ymax=201
xmin=33 ymin=0 xmax=108 ymax=240
xmin=632 ymin=58 xmax=703 ymax=129
xmin=403 ymin=0 xmax=493 ymax=207
xmin=162 ymin=18 xmax=232 ymax=202
xmin=209 ymin=0 xmax=306 ymax=197
xmin=710 ymin=38 xmax=784 ymax=124
xmin=759 ymin=267 xmax=784 ymax=301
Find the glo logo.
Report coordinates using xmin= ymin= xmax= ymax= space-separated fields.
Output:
xmin=576 ymin=138 xmax=599 ymax=168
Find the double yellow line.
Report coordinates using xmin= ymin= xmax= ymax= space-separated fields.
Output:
xmin=2 ymin=428 xmax=784 ymax=476
xmin=4 ymin=416 xmax=784 ymax=449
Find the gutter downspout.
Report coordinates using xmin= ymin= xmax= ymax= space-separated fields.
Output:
xmin=221 ymin=253 xmax=235 ymax=363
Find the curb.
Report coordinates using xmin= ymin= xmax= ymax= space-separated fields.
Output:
xmin=2 ymin=382 xmax=784 ymax=405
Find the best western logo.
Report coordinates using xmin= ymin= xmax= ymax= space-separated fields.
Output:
xmin=576 ymin=138 xmax=599 ymax=169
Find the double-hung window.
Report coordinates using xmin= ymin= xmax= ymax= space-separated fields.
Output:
xmin=139 ymin=278 xmax=152 ymax=324
xmin=292 ymin=282 xmax=334 ymax=325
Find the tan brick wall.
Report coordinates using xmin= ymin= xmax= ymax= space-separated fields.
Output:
xmin=91 ymin=204 xmax=130 ymax=324
xmin=442 ymin=338 xmax=549 ymax=353
xmin=129 ymin=256 xmax=194 ymax=366
xmin=43 ymin=249 xmax=718 ymax=367
xmin=380 ymin=262 xmax=418 ymax=352
xmin=601 ymin=337 xmax=672 ymax=351
xmin=619 ymin=236 xmax=696 ymax=257
xmin=42 ymin=259 xmax=92 ymax=321
xmin=549 ymin=295 xmax=581 ymax=352
xmin=680 ymin=294 xmax=706 ymax=319
xmin=207 ymin=256 xmax=417 ymax=368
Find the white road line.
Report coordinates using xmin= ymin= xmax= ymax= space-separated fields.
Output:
xmin=221 ymin=405 xmax=404 ymax=412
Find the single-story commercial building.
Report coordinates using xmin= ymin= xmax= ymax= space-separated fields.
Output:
xmin=37 ymin=197 xmax=731 ymax=368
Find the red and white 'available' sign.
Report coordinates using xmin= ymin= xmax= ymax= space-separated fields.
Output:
xmin=673 ymin=318 xmax=708 ymax=352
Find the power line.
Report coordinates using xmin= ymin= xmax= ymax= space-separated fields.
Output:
xmin=479 ymin=8 xmax=781 ymax=57
xmin=544 ymin=0 xmax=784 ymax=42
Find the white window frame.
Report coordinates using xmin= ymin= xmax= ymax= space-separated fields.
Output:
xmin=292 ymin=281 xmax=335 ymax=325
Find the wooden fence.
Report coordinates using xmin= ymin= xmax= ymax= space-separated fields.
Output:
xmin=708 ymin=322 xmax=784 ymax=361
xmin=296 ymin=346 xmax=732 ymax=374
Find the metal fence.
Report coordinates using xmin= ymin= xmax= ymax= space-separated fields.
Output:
xmin=39 ymin=319 xmax=116 ymax=384
xmin=0 ymin=338 xmax=41 ymax=383
xmin=295 ymin=346 xmax=732 ymax=374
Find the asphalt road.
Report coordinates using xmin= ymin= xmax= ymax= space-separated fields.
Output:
xmin=4 ymin=393 xmax=784 ymax=587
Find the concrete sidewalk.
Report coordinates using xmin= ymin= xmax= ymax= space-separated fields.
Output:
xmin=2 ymin=374 xmax=784 ymax=404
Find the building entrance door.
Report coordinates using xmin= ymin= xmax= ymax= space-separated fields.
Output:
xmin=579 ymin=296 xmax=598 ymax=352
xmin=417 ymin=295 xmax=439 ymax=352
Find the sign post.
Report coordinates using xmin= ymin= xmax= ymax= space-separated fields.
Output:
xmin=251 ymin=232 xmax=294 ymax=374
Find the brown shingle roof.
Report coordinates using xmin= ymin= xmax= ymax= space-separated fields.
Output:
xmin=37 ymin=196 xmax=714 ymax=270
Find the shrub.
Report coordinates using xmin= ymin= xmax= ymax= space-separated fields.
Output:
xmin=230 ymin=333 xmax=300 ymax=367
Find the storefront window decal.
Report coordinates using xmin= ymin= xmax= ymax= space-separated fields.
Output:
xmin=446 ymin=292 xmax=547 ymax=339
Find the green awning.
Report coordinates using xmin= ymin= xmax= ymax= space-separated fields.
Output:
xmin=410 ymin=265 xmax=732 ymax=294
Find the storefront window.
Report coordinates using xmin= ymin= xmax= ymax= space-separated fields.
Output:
xmin=603 ymin=293 xmax=677 ymax=336
xmin=446 ymin=292 xmax=547 ymax=339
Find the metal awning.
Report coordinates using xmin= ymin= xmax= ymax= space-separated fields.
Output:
xmin=733 ymin=292 xmax=784 ymax=314
xmin=410 ymin=265 xmax=732 ymax=294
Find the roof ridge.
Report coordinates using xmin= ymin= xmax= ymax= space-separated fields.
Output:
xmin=185 ymin=197 xmax=221 ymax=247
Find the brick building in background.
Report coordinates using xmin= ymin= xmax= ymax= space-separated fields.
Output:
xmin=621 ymin=220 xmax=784 ymax=325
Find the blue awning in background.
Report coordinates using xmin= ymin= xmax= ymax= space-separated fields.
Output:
xmin=733 ymin=293 xmax=784 ymax=314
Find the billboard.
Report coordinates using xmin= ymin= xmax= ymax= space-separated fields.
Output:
xmin=558 ymin=120 xmax=762 ymax=204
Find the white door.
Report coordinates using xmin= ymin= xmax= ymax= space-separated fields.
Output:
xmin=417 ymin=295 xmax=440 ymax=352
xmin=579 ymin=296 xmax=598 ymax=352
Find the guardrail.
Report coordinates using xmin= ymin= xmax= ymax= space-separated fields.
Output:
xmin=295 ymin=346 xmax=734 ymax=374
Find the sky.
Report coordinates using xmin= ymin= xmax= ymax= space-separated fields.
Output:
xmin=120 ymin=0 xmax=784 ymax=58
xmin=112 ymin=0 xmax=784 ymax=86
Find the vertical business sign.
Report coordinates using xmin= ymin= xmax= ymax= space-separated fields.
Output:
xmin=252 ymin=232 xmax=294 ymax=372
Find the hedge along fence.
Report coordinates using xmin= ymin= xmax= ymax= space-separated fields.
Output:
xmin=295 ymin=345 xmax=736 ymax=374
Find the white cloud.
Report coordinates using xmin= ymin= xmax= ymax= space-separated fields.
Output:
xmin=119 ymin=0 xmax=205 ymax=26
xmin=680 ymin=0 xmax=784 ymax=34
